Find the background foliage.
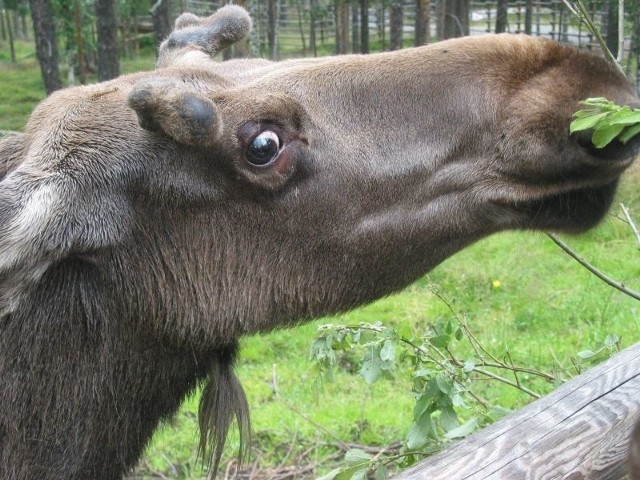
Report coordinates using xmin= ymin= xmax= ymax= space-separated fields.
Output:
xmin=1 ymin=1 xmax=639 ymax=92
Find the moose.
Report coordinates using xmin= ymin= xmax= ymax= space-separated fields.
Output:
xmin=1 ymin=5 xmax=639 ymax=479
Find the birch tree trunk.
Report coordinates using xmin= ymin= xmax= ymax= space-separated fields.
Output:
xmin=495 ymin=0 xmax=508 ymax=33
xmin=95 ymin=0 xmax=120 ymax=81
xmin=4 ymin=9 xmax=15 ymax=63
xmin=415 ymin=0 xmax=430 ymax=45
xmin=268 ymin=0 xmax=279 ymax=59
xmin=389 ymin=0 xmax=403 ymax=50
xmin=29 ymin=0 xmax=62 ymax=94
xmin=150 ymin=0 xmax=172 ymax=50
xmin=360 ymin=0 xmax=369 ymax=53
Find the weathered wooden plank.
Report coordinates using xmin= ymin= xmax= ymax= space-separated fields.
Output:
xmin=393 ymin=343 xmax=640 ymax=480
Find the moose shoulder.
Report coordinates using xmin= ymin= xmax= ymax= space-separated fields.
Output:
xmin=1 ymin=6 xmax=639 ymax=480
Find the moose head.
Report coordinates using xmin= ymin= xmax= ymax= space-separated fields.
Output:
xmin=1 ymin=5 xmax=638 ymax=479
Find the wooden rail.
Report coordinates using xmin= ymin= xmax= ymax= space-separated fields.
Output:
xmin=393 ymin=343 xmax=640 ymax=479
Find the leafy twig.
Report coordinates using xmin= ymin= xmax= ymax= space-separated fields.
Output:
xmin=562 ymin=2 xmax=640 ymax=147
xmin=570 ymin=98 xmax=640 ymax=147
xmin=561 ymin=0 xmax=626 ymax=77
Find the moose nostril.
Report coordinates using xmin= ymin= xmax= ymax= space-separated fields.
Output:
xmin=572 ymin=128 xmax=640 ymax=162
xmin=572 ymin=129 xmax=594 ymax=149
xmin=577 ymin=136 xmax=640 ymax=161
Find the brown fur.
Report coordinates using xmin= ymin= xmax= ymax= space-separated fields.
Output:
xmin=1 ymin=6 xmax=639 ymax=479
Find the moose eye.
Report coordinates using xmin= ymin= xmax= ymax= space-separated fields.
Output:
xmin=246 ymin=130 xmax=281 ymax=166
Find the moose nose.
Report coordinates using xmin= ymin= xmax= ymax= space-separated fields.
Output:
xmin=573 ymin=128 xmax=640 ymax=162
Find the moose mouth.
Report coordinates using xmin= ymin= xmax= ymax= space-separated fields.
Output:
xmin=512 ymin=180 xmax=620 ymax=233
xmin=508 ymin=129 xmax=640 ymax=233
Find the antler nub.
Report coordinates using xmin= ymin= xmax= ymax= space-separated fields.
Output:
xmin=158 ymin=5 xmax=252 ymax=68
xmin=128 ymin=79 xmax=221 ymax=147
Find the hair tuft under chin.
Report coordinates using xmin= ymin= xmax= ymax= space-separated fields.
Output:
xmin=198 ymin=342 xmax=251 ymax=478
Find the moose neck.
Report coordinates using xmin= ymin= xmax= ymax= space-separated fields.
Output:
xmin=121 ymin=196 xmax=498 ymax=343
xmin=0 ymin=255 xmax=219 ymax=480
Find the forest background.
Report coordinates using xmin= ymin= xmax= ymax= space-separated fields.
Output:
xmin=0 ymin=0 xmax=638 ymax=95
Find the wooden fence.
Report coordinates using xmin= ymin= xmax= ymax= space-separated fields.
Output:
xmin=393 ymin=343 xmax=640 ymax=479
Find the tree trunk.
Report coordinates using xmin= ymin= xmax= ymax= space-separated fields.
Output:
xmin=633 ymin=2 xmax=640 ymax=93
xmin=444 ymin=0 xmax=468 ymax=39
xmin=11 ymin=5 xmax=20 ymax=39
xmin=5 ymin=9 xmax=16 ymax=62
xmin=95 ymin=0 xmax=119 ymax=81
xmin=0 ymin=9 xmax=6 ymax=41
xmin=29 ymin=0 xmax=62 ymax=94
xmin=335 ymin=0 xmax=348 ymax=55
xmin=605 ymin=0 xmax=619 ymax=59
xmin=150 ymin=0 xmax=172 ymax=50
xmin=524 ymin=0 xmax=533 ymax=35
xmin=436 ymin=0 xmax=445 ymax=41
xmin=310 ymin=0 xmax=318 ymax=56
xmin=20 ymin=8 xmax=27 ymax=38
xmin=458 ymin=0 xmax=469 ymax=36
xmin=360 ymin=0 xmax=368 ymax=53
xmin=389 ymin=0 xmax=403 ymax=50
xmin=351 ymin=0 xmax=359 ymax=53
xmin=380 ymin=0 xmax=386 ymax=49
xmin=248 ymin=0 xmax=260 ymax=57
xmin=295 ymin=0 xmax=307 ymax=56
xmin=415 ymin=0 xmax=430 ymax=46
xmin=495 ymin=0 xmax=508 ymax=34
xmin=74 ymin=0 xmax=87 ymax=84
xmin=340 ymin=0 xmax=348 ymax=53
xmin=268 ymin=0 xmax=279 ymax=59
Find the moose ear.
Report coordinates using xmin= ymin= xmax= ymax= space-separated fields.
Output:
xmin=127 ymin=79 xmax=222 ymax=147
xmin=0 ymin=131 xmax=133 ymax=317
xmin=163 ymin=5 xmax=252 ymax=57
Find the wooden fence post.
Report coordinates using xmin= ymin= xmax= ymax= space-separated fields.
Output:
xmin=394 ymin=343 xmax=640 ymax=479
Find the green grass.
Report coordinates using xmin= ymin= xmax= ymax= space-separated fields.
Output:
xmin=0 ymin=40 xmax=155 ymax=132
xmin=0 ymin=41 xmax=46 ymax=132
xmin=2 ymin=42 xmax=640 ymax=480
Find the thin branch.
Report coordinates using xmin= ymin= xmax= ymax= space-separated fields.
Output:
xmin=271 ymin=362 xmax=352 ymax=452
xmin=472 ymin=360 xmax=556 ymax=382
xmin=149 ymin=0 xmax=167 ymax=16
xmin=547 ymin=233 xmax=640 ymax=301
xmin=443 ymin=357 xmax=541 ymax=399
xmin=381 ymin=446 xmax=443 ymax=468
xmin=562 ymin=0 xmax=627 ymax=78
xmin=617 ymin=0 xmax=624 ymax=64
xmin=459 ymin=321 xmax=503 ymax=366
xmin=504 ymin=351 xmax=522 ymax=388
xmin=621 ymin=203 xmax=640 ymax=250
xmin=465 ymin=389 xmax=490 ymax=410
xmin=559 ymin=0 xmax=579 ymax=17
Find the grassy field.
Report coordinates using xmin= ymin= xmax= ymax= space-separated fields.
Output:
xmin=1 ymin=41 xmax=640 ymax=479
